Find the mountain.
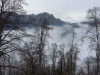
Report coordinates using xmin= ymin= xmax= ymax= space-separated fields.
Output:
xmin=34 ymin=12 xmax=67 ymax=26
xmin=2 ymin=12 xmax=67 ymax=29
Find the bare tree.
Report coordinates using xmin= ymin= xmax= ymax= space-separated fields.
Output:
xmin=19 ymin=17 xmax=51 ymax=75
xmin=66 ymin=31 xmax=80 ymax=75
xmin=0 ymin=0 xmax=27 ymax=75
xmin=37 ymin=18 xmax=50 ymax=75
xmin=19 ymin=36 xmax=38 ymax=75
xmin=58 ymin=44 xmax=66 ymax=75
xmin=0 ymin=0 xmax=27 ymax=45
xmin=50 ymin=43 xmax=58 ymax=75
xmin=85 ymin=7 xmax=100 ymax=75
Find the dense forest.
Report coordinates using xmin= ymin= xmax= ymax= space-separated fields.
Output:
xmin=0 ymin=0 xmax=100 ymax=75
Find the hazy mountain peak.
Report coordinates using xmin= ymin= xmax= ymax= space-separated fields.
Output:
xmin=37 ymin=12 xmax=50 ymax=18
xmin=3 ymin=11 xmax=68 ymax=28
xmin=30 ymin=13 xmax=36 ymax=16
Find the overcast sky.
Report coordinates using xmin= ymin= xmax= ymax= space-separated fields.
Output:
xmin=24 ymin=0 xmax=100 ymax=22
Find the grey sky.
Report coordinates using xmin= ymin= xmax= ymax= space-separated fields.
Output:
xmin=24 ymin=0 xmax=100 ymax=22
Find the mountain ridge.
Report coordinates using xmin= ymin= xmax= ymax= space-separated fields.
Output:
xmin=2 ymin=11 xmax=80 ymax=29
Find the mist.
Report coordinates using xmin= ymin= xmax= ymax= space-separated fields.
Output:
xmin=24 ymin=23 xmax=95 ymax=63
